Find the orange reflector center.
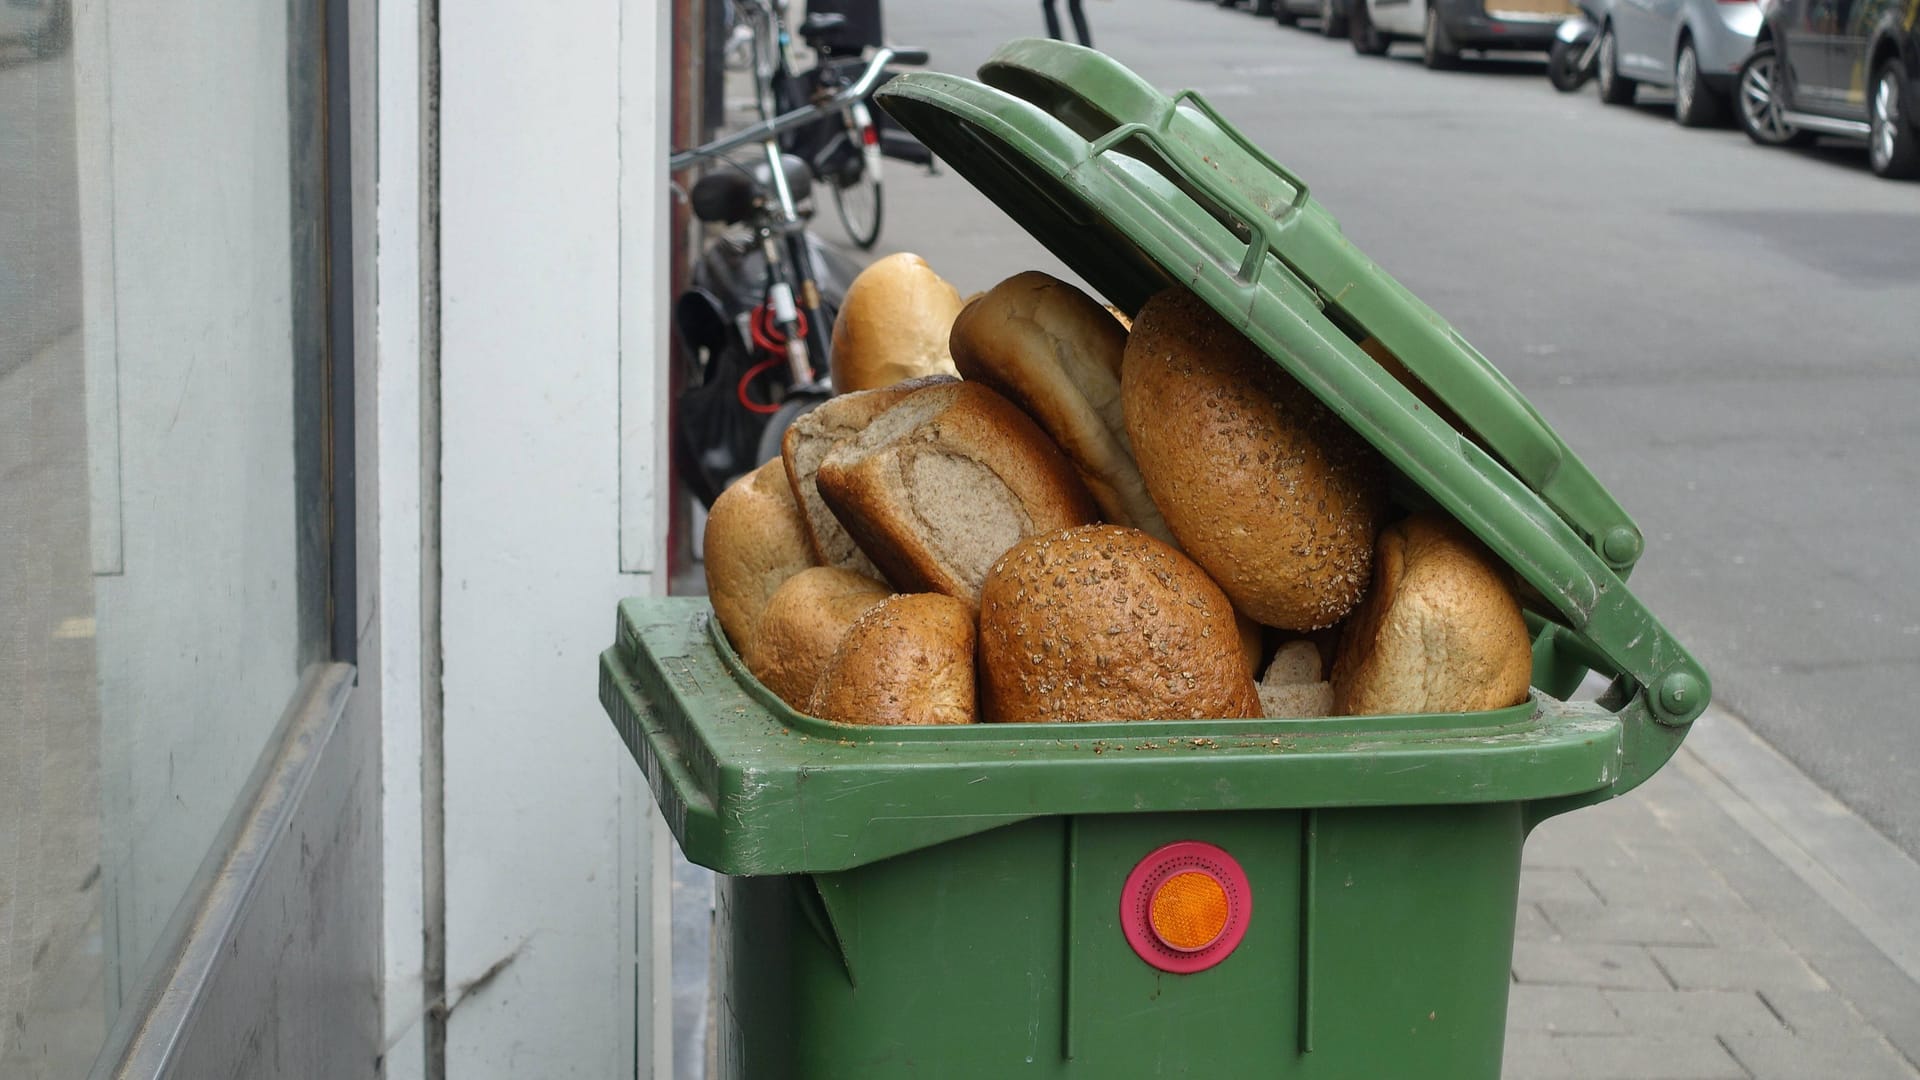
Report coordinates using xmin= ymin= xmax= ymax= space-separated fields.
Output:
xmin=1148 ymin=871 xmax=1231 ymax=952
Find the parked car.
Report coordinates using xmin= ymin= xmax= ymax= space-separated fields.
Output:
xmin=1590 ymin=0 xmax=1762 ymax=125
xmin=1349 ymin=0 xmax=1578 ymax=68
xmin=1734 ymin=0 xmax=1920 ymax=177
xmin=1274 ymin=0 xmax=1351 ymax=37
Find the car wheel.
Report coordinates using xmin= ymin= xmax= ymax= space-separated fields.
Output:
xmin=1253 ymin=0 xmax=1277 ymax=14
xmin=1736 ymin=45 xmax=1815 ymax=147
xmin=1320 ymin=0 xmax=1350 ymax=37
xmin=1597 ymin=26 xmax=1637 ymax=105
xmin=1673 ymin=40 xmax=1726 ymax=126
xmin=1275 ymin=0 xmax=1300 ymax=26
xmin=1423 ymin=5 xmax=1461 ymax=69
xmin=1868 ymin=60 xmax=1920 ymax=179
xmin=1548 ymin=34 xmax=1592 ymax=92
xmin=1350 ymin=1 xmax=1392 ymax=54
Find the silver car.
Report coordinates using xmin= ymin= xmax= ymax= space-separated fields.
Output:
xmin=1592 ymin=0 xmax=1763 ymax=126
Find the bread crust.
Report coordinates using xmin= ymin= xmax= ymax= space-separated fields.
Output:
xmin=950 ymin=271 xmax=1174 ymax=544
xmin=1122 ymin=287 xmax=1387 ymax=631
xmin=807 ymin=593 xmax=977 ymax=726
xmin=1331 ymin=512 xmax=1533 ymax=715
xmin=743 ymin=567 xmax=891 ymax=709
xmin=978 ymin=524 xmax=1262 ymax=723
xmin=815 ymin=381 xmax=1099 ymax=607
xmin=780 ymin=375 xmax=957 ymax=580
xmin=703 ymin=458 xmax=817 ymax=651
xmin=829 ymin=253 xmax=964 ymax=392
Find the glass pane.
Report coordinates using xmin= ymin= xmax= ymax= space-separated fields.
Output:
xmin=0 ymin=1 xmax=331 ymax=1073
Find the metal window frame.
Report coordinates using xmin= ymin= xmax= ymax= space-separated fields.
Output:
xmin=85 ymin=0 xmax=362 ymax=1072
xmin=86 ymin=664 xmax=358 ymax=1080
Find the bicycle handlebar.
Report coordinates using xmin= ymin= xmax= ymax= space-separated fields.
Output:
xmin=670 ymin=48 xmax=899 ymax=171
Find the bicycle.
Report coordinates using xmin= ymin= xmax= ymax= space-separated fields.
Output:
xmin=756 ymin=0 xmax=933 ymax=249
xmin=669 ymin=38 xmax=919 ymax=506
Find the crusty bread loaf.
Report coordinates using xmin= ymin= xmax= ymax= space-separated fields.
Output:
xmin=1258 ymin=640 xmax=1333 ymax=719
xmin=816 ymin=381 xmax=1099 ymax=607
xmin=829 ymin=253 xmax=964 ymax=392
xmin=807 ymin=593 xmax=976 ymax=726
xmin=949 ymin=272 xmax=1174 ymax=545
xmin=1236 ymin=612 xmax=1265 ymax=681
xmin=978 ymin=524 xmax=1262 ymax=724
xmin=781 ymin=375 xmax=957 ymax=581
xmin=742 ymin=567 xmax=891 ymax=709
xmin=1331 ymin=512 xmax=1533 ymax=716
xmin=704 ymin=458 xmax=817 ymax=652
xmin=1123 ymin=286 xmax=1388 ymax=631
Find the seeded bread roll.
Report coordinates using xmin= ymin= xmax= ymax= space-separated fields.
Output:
xmin=1123 ymin=286 xmax=1388 ymax=631
xmin=829 ymin=253 xmax=965 ymax=392
xmin=807 ymin=593 xmax=977 ymax=726
xmin=741 ymin=567 xmax=891 ymax=709
xmin=1331 ymin=512 xmax=1533 ymax=716
xmin=949 ymin=272 xmax=1174 ymax=545
xmin=703 ymin=458 xmax=817 ymax=652
xmin=816 ymin=381 xmax=1100 ymax=608
xmin=781 ymin=375 xmax=957 ymax=581
xmin=978 ymin=524 xmax=1261 ymax=724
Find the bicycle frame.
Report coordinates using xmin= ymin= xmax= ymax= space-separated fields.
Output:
xmin=670 ymin=1 xmax=898 ymax=387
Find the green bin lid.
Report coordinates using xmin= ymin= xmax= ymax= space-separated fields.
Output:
xmin=874 ymin=40 xmax=1708 ymax=734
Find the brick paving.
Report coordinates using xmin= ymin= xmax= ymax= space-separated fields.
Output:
xmin=1507 ymin=759 xmax=1920 ymax=1080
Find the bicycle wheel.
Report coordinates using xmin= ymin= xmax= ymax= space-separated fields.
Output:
xmin=832 ymin=168 xmax=883 ymax=250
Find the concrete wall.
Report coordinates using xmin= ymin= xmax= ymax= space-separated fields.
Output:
xmin=422 ymin=0 xmax=675 ymax=1074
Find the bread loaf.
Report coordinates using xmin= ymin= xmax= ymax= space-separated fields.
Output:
xmin=703 ymin=458 xmax=816 ymax=652
xmin=1331 ymin=512 xmax=1533 ymax=716
xmin=1258 ymin=640 xmax=1334 ymax=719
xmin=829 ymin=253 xmax=964 ymax=392
xmin=978 ymin=524 xmax=1261 ymax=723
xmin=949 ymin=272 xmax=1174 ymax=544
xmin=807 ymin=593 xmax=976 ymax=726
xmin=781 ymin=375 xmax=956 ymax=580
xmin=816 ymin=381 xmax=1100 ymax=608
xmin=1122 ymin=286 xmax=1388 ymax=631
xmin=742 ymin=567 xmax=891 ymax=709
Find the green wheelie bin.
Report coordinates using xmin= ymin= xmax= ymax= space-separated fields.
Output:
xmin=600 ymin=40 xmax=1710 ymax=1079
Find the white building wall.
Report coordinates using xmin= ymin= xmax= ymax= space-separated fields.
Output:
xmin=373 ymin=0 xmax=428 ymax=1073
xmin=430 ymin=0 xmax=673 ymax=1075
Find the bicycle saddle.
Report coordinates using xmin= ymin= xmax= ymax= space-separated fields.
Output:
xmin=689 ymin=155 xmax=811 ymax=224
xmin=690 ymin=172 xmax=757 ymax=225
xmin=752 ymin=154 xmax=813 ymax=206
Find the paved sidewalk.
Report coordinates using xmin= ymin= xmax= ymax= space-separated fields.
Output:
xmin=1507 ymin=712 xmax=1920 ymax=1079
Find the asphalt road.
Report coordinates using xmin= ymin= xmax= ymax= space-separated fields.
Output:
xmin=872 ymin=1 xmax=1920 ymax=857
